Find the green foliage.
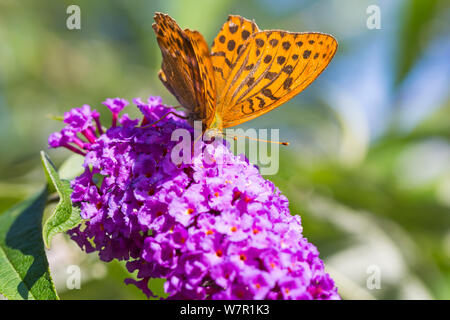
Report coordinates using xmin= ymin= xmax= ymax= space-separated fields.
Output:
xmin=41 ymin=151 xmax=82 ymax=249
xmin=57 ymin=154 xmax=85 ymax=181
xmin=0 ymin=189 xmax=58 ymax=300
xmin=0 ymin=152 xmax=84 ymax=300
xmin=0 ymin=0 xmax=448 ymax=300
xmin=395 ymin=0 xmax=441 ymax=86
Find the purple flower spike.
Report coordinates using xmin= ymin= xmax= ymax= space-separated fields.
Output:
xmin=102 ymin=98 xmax=129 ymax=127
xmin=102 ymin=98 xmax=129 ymax=114
xmin=91 ymin=109 xmax=103 ymax=135
xmin=63 ymin=104 xmax=94 ymax=132
xmin=48 ymin=131 xmax=66 ymax=148
xmin=49 ymin=96 xmax=340 ymax=300
xmin=48 ymin=128 xmax=86 ymax=155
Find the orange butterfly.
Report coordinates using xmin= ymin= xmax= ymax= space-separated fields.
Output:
xmin=152 ymin=13 xmax=337 ymax=141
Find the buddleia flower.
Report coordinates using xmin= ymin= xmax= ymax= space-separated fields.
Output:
xmin=48 ymin=96 xmax=340 ymax=300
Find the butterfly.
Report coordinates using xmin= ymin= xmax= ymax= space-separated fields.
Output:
xmin=152 ymin=13 xmax=337 ymax=141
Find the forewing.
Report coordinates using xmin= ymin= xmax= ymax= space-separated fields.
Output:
xmin=211 ymin=15 xmax=259 ymax=96
xmin=153 ymin=13 xmax=216 ymax=124
xmin=184 ymin=29 xmax=217 ymax=125
xmin=217 ymin=31 xmax=337 ymax=128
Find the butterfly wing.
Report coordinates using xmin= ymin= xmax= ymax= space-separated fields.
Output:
xmin=215 ymin=31 xmax=337 ymax=128
xmin=153 ymin=13 xmax=216 ymax=126
xmin=184 ymin=29 xmax=217 ymax=126
xmin=211 ymin=15 xmax=259 ymax=96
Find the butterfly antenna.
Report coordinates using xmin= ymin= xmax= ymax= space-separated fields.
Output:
xmin=222 ymin=132 xmax=289 ymax=146
xmin=141 ymin=111 xmax=188 ymax=128
xmin=193 ymin=132 xmax=203 ymax=147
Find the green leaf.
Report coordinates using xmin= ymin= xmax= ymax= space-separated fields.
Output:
xmin=0 ymin=189 xmax=59 ymax=300
xmin=58 ymin=153 xmax=85 ymax=181
xmin=41 ymin=151 xmax=82 ymax=249
xmin=395 ymin=0 xmax=440 ymax=86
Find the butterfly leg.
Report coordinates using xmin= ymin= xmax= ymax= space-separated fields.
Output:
xmin=161 ymin=104 xmax=183 ymax=110
xmin=141 ymin=111 xmax=188 ymax=128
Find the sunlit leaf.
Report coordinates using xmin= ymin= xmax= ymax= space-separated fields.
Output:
xmin=0 ymin=189 xmax=58 ymax=300
xmin=41 ymin=151 xmax=81 ymax=249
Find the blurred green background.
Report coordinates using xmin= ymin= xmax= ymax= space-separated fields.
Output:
xmin=0 ymin=0 xmax=449 ymax=299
